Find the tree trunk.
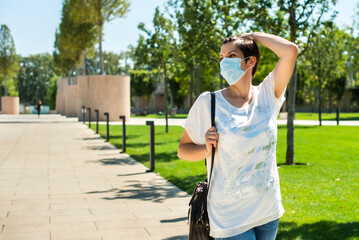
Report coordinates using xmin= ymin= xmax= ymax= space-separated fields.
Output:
xmin=319 ymin=79 xmax=322 ymax=126
xmin=0 ymin=82 xmax=2 ymax=111
xmin=153 ymin=74 xmax=157 ymax=113
xmin=286 ymin=62 xmax=297 ymax=165
xmin=4 ymin=74 xmax=7 ymax=96
xmin=82 ymin=50 xmax=86 ymax=76
xmin=196 ymin=66 xmax=200 ymax=97
xmin=98 ymin=23 xmax=104 ymax=75
xmin=286 ymin=0 xmax=297 ymax=165
xmin=282 ymin=93 xmax=287 ymax=112
xmin=190 ymin=67 xmax=194 ymax=106
xmin=336 ymin=104 xmax=340 ymax=125
xmin=76 ymin=63 xmax=79 ymax=79
xmin=170 ymin=89 xmax=174 ymax=111
xmin=164 ymin=69 xmax=169 ymax=133
xmin=329 ymin=78 xmax=333 ymax=113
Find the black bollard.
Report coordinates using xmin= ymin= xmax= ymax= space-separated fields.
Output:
xmin=119 ymin=115 xmax=126 ymax=152
xmin=95 ymin=109 xmax=99 ymax=134
xmin=336 ymin=107 xmax=340 ymax=126
xmin=82 ymin=106 xmax=86 ymax=124
xmin=146 ymin=121 xmax=155 ymax=172
xmin=104 ymin=112 xmax=109 ymax=141
xmin=87 ymin=107 xmax=91 ymax=128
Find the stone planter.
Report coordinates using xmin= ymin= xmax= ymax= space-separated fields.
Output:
xmin=1 ymin=96 xmax=19 ymax=114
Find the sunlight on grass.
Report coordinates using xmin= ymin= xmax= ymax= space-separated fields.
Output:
xmin=130 ymin=112 xmax=359 ymax=121
xmin=89 ymin=123 xmax=359 ymax=239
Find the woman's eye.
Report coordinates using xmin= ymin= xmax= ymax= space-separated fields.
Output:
xmin=229 ymin=54 xmax=235 ymax=58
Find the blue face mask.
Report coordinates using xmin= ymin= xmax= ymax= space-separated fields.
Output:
xmin=220 ymin=57 xmax=250 ymax=85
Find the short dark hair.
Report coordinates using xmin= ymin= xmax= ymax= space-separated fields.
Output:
xmin=223 ymin=35 xmax=260 ymax=77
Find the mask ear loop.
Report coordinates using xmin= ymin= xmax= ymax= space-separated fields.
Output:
xmin=242 ymin=56 xmax=255 ymax=73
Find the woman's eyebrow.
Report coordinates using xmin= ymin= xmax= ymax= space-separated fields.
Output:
xmin=228 ymin=50 xmax=238 ymax=54
xmin=220 ymin=49 xmax=238 ymax=57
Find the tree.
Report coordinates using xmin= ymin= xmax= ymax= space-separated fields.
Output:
xmin=130 ymin=69 xmax=156 ymax=99
xmin=345 ymin=5 xmax=359 ymax=89
xmin=70 ymin=0 xmax=130 ymax=75
xmin=53 ymin=29 xmax=77 ymax=78
xmin=170 ymin=0 xmax=220 ymax=105
xmin=102 ymin=51 xmax=131 ymax=75
xmin=136 ymin=7 xmax=177 ymax=133
xmin=17 ymin=54 xmax=55 ymax=105
xmin=275 ymin=0 xmax=337 ymax=165
xmin=54 ymin=0 xmax=97 ymax=78
xmin=0 ymin=24 xmax=17 ymax=96
xmin=305 ymin=21 xmax=346 ymax=125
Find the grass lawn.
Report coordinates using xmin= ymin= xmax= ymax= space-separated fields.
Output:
xmin=89 ymin=124 xmax=359 ymax=240
xmin=131 ymin=113 xmax=188 ymax=119
xmin=295 ymin=112 xmax=359 ymax=121
xmin=131 ymin=112 xmax=359 ymax=121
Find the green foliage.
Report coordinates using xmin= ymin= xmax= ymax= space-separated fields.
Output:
xmin=129 ymin=69 xmax=156 ymax=97
xmin=135 ymin=7 xmax=179 ymax=131
xmin=0 ymin=25 xmax=17 ymax=76
xmin=47 ymin=75 xmax=58 ymax=110
xmin=69 ymin=0 xmax=130 ymax=74
xmin=84 ymin=50 xmax=130 ymax=75
xmin=53 ymin=29 xmax=76 ymax=77
xmin=0 ymin=74 xmax=18 ymax=97
xmin=170 ymin=0 xmax=221 ymax=101
xmin=304 ymin=21 xmax=348 ymax=109
xmin=103 ymin=51 xmax=131 ymax=75
xmin=17 ymin=53 xmax=55 ymax=105
xmin=0 ymin=24 xmax=18 ymax=96
xmin=70 ymin=0 xmax=131 ymax=26
xmin=54 ymin=0 xmax=97 ymax=76
xmin=253 ymin=45 xmax=278 ymax=86
xmin=344 ymin=11 xmax=359 ymax=89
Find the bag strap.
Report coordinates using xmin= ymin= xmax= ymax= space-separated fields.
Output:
xmin=207 ymin=92 xmax=215 ymax=187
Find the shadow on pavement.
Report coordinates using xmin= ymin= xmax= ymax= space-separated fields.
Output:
xmin=85 ymin=145 xmax=118 ymax=150
xmin=86 ymin=181 xmax=187 ymax=203
xmin=160 ymin=217 xmax=187 ymax=223
xmin=117 ymin=172 xmax=148 ymax=177
xmin=76 ymin=137 xmax=103 ymax=141
xmin=97 ymin=157 xmax=138 ymax=166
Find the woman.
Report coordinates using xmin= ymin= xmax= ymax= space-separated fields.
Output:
xmin=36 ymin=100 xmax=42 ymax=118
xmin=177 ymin=32 xmax=298 ymax=240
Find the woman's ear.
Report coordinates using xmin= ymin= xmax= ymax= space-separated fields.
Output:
xmin=249 ymin=56 xmax=257 ymax=68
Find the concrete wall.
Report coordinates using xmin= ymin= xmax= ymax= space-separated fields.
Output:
xmin=56 ymin=75 xmax=130 ymax=121
xmin=1 ymin=96 xmax=19 ymax=114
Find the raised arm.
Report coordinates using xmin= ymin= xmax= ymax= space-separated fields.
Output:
xmin=241 ymin=32 xmax=298 ymax=98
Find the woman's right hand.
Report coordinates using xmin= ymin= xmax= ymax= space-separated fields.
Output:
xmin=205 ymin=126 xmax=218 ymax=154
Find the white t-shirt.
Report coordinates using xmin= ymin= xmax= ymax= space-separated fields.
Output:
xmin=182 ymin=71 xmax=286 ymax=238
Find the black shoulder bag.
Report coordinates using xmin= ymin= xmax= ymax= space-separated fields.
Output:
xmin=188 ymin=92 xmax=215 ymax=240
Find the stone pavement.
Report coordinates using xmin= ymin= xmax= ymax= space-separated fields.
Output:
xmin=1 ymin=114 xmax=358 ymax=126
xmin=0 ymin=114 xmax=190 ymax=240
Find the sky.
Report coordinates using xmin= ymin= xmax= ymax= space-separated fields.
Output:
xmin=0 ymin=0 xmax=357 ymax=57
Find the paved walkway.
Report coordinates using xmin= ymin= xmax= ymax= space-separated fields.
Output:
xmin=1 ymin=114 xmax=358 ymax=126
xmin=0 ymin=114 xmax=190 ymax=240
